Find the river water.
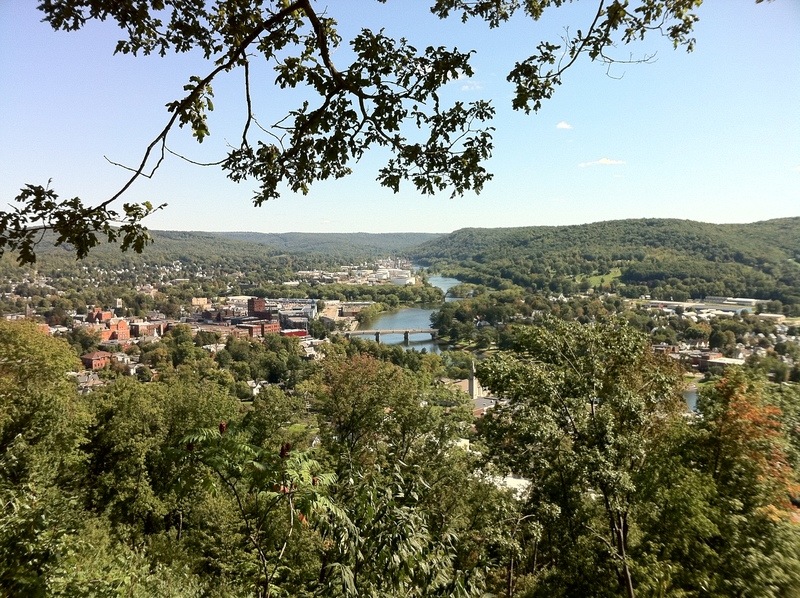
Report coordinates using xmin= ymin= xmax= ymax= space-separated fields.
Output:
xmin=360 ymin=275 xmax=460 ymax=352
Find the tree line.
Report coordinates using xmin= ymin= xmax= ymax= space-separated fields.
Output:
xmin=2 ymin=316 xmax=798 ymax=596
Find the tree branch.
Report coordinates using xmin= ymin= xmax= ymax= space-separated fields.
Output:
xmin=100 ymin=1 xmax=306 ymax=210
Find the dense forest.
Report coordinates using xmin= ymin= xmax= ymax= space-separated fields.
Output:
xmin=409 ymin=218 xmax=800 ymax=311
xmin=212 ymin=232 xmax=442 ymax=257
xmin=2 ymin=318 xmax=799 ymax=596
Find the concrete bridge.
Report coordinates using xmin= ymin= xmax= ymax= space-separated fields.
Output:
xmin=343 ymin=328 xmax=438 ymax=343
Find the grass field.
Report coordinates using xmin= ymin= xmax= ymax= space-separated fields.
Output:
xmin=581 ymin=268 xmax=623 ymax=289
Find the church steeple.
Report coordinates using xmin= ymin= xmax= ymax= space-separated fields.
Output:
xmin=468 ymin=360 xmax=482 ymax=401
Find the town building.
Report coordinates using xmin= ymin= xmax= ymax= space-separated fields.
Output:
xmin=80 ymin=350 xmax=112 ymax=370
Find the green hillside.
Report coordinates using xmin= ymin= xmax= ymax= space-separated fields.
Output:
xmin=6 ymin=230 xmax=441 ymax=274
xmin=408 ymin=218 xmax=800 ymax=308
xmin=212 ymin=231 xmax=442 ymax=255
xmin=7 ymin=219 xmax=799 ymax=310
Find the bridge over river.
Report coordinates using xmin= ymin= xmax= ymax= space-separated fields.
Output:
xmin=341 ymin=328 xmax=438 ymax=343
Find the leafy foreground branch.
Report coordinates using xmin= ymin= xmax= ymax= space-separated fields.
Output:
xmin=3 ymin=0 xmax=704 ymax=264
xmin=2 ymin=317 xmax=797 ymax=595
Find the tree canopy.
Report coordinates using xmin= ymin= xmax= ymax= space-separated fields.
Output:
xmin=2 ymin=0 xmax=704 ymax=264
xmin=1 ymin=316 xmax=798 ymax=594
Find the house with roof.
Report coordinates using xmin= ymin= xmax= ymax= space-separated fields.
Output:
xmin=86 ymin=307 xmax=114 ymax=324
xmin=98 ymin=318 xmax=130 ymax=342
xmin=80 ymin=350 xmax=112 ymax=370
xmin=67 ymin=370 xmax=106 ymax=394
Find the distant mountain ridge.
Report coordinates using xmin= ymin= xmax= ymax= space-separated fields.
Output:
xmin=407 ymin=217 xmax=800 ymax=306
xmin=409 ymin=218 xmax=800 ymax=263
xmin=9 ymin=220 xmax=799 ymax=309
xmin=9 ymin=230 xmax=445 ymax=275
xmin=206 ymin=231 xmax=443 ymax=255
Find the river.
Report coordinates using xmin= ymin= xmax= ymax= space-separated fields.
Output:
xmin=360 ymin=275 xmax=460 ymax=353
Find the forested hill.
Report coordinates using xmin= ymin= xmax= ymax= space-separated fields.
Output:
xmin=10 ymin=230 xmax=442 ymax=274
xmin=212 ymin=231 xmax=442 ymax=255
xmin=408 ymin=218 xmax=800 ymax=307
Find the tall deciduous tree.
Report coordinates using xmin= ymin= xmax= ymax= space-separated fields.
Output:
xmin=0 ymin=321 xmax=87 ymax=594
xmin=689 ymin=370 xmax=800 ymax=596
xmin=307 ymin=351 xmax=500 ymax=596
xmin=186 ymin=423 xmax=341 ymax=598
xmin=477 ymin=317 xmax=684 ymax=597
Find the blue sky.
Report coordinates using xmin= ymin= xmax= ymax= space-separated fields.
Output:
xmin=1 ymin=1 xmax=798 ymax=234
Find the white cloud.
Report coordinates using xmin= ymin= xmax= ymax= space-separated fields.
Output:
xmin=793 ymin=164 xmax=800 ymax=172
xmin=448 ymin=70 xmax=482 ymax=91
xmin=556 ymin=121 xmax=573 ymax=130
xmin=579 ymin=157 xmax=626 ymax=168
xmin=460 ymin=80 xmax=483 ymax=91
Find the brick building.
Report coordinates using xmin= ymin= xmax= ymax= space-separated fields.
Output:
xmin=86 ymin=307 xmax=114 ymax=324
xmin=80 ymin=350 xmax=112 ymax=370
xmin=247 ymin=297 xmax=277 ymax=319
